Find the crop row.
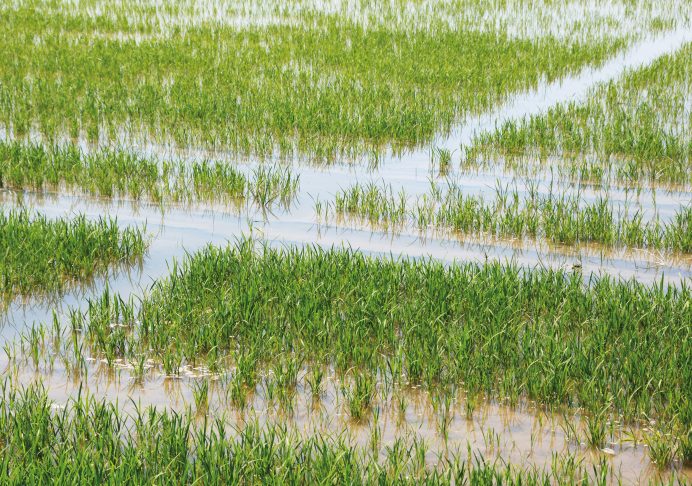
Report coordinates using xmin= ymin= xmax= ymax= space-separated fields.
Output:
xmin=0 ymin=142 xmax=299 ymax=209
xmin=0 ymin=380 xmax=642 ymax=484
xmin=322 ymin=181 xmax=692 ymax=253
xmin=0 ymin=5 xmax=626 ymax=160
xmin=464 ymin=43 xmax=692 ymax=185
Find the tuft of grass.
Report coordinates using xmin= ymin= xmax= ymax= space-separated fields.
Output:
xmin=344 ymin=371 xmax=376 ymax=422
xmin=0 ymin=141 xmax=299 ymax=209
xmin=192 ymin=379 xmax=210 ymax=413
xmin=0 ymin=209 xmax=146 ymax=304
xmin=331 ymin=182 xmax=407 ymax=229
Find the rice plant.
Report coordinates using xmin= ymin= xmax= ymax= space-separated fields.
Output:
xmin=331 ymin=182 xmax=407 ymax=229
xmin=0 ymin=141 xmax=299 ymax=209
xmin=0 ymin=209 xmax=146 ymax=304
xmin=465 ymin=43 xmax=692 ymax=185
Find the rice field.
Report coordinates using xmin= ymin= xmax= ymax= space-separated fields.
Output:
xmin=1 ymin=0 xmax=691 ymax=483
xmin=0 ymin=0 xmax=649 ymax=161
xmin=29 ymin=239 xmax=691 ymax=426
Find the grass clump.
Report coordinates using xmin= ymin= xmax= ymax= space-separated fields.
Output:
xmin=0 ymin=141 xmax=299 ymax=209
xmin=0 ymin=209 xmax=146 ymax=304
xmin=324 ymin=181 xmax=692 ymax=253
xmin=57 ymin=239 xmax=691 ymax=438
xmin=330 ymin=182 xmax=407 ymax=229
xmin=464 ymin=43 xmax=692 ymax=185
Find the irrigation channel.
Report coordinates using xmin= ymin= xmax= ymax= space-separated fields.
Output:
xmin=2 ymin=27 xmax=692 ymax=482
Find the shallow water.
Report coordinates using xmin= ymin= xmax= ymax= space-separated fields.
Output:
xmin=1 ymin=24 xmax=691 ymax=483
xmin=5 ymin=357 xmax=691 ymax=483
xmin=2 ymin=189 xmax=690 ymax=343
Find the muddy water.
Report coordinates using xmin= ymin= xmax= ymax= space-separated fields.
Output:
xmin=5 ymin=357 xmax=691 ymax=483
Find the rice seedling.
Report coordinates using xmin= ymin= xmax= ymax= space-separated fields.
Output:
xmin=344 ymin=370 xmax=376 ymax=422
xmin=249 ymin=165 xmax=300 ymax=210
xmin=560 ymin=412 xmax=581 ymax=445
xmin=306 ymin=367 xmax=324 ymax=399
xmin=0 ymin=141 xmax=299 ymax=209
xmin=395 ymin=392 xmax=408 ymax=423
xmin=432 ymin=147 xmax=453 ymax=177
xmin=1 ymin=379 xmax=668 ymax=484
xmin=369 ymin=406 xmax=382 ymax=456
xmin=331 ymin=182 xmax=407 ymax=229
xmin=679 ymin=429 xmax=692 ymax=466
xmin=585 ymin=410 xmax=608 ymax=449
xmin=0 ymin=1 xmax=633 ymax=161
xmin=192 ymin=379 xmax=210 ymax=413
xmin=465 ymin=43 xmax=692 ymax=185
xmin=325 ymin=180 xmax=692 ymax=253
xmin=227 ymin=375 xmax=247 ymax=411
xmin=644 ymin=426 xmax=678 ymax=470
xmin=34 ymin=237 xmax=688 ymax=461
xmin=0 ymin=209 xmax=146 ymax=305
xmin=130 ymin=354 xmax=148 ymax=383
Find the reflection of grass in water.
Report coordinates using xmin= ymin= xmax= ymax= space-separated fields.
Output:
xmin=0 ymin=142 xmax=299 ymax=210
xmin=30 ymin=237 xmax=691 ymax=465
xmin=465 ymin=44 xmax=692 ymax=185
xmin=0 ymin=4 xmax=628 ymax=161
xmin=324 ymin=180 xmax=692 ymax=253
xmin=0 ymin=209 xmax=146 ymax=304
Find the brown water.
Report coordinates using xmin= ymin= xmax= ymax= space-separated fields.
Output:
xmin=5 ymin=356 xmax=690 ymax=483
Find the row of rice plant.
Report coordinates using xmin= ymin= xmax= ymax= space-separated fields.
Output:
xmin=0 ymin=142 xmax=299 ymax=209
xmin=0 ymin=380 xmax=636 ymax=484
xmin=464 ymin=43 xmax=692 ymax=186
xmin=332 ymin=182 xmax=408 ymax=229
xmin=321 ymin=181 xmax=692 ymax=253
xmin=27 ymin=238 xmax=691 ymax=466
xmin=25 ymin=0 xmax=685 ymax=42
xmin=0 ymin=209 xmax=146 ymax=304
xmin=0 ymin=2 xmax=628 ymax=161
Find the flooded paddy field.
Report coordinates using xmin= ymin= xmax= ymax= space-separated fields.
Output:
xmin=1 ymin=0 xmax=691 ymax=483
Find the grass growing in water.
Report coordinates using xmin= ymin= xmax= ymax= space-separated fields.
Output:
xmin=323 ymin=181 xmax=692 ymax=253
xmin=430 ymin=184 xmax=692 ymax=252
xmin=0 ymin=3 xmax=628 ymax=160
xmin=464 ymin=43 xmax=692 ymax=185
xmin=44 ymin=238 xmax=691 ymax=459
xmin=332 ymin=182 xmax=407 ymax=229
xmin=0 ymin=209 xmax=146 ymax=303
xmin=0 ymin=142 xmax=299 ymax=209
xmin=0 ymin=381 xmax=633 ymax=484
